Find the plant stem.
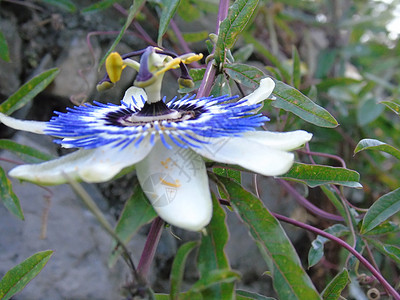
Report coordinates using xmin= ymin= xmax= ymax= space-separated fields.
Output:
xmin=197 ymin=0 xmax=230 ymax=98
xmin=137 ymin=217 xmax=165 ymax=279
xmin=277 ymin=178 xmax=344 ymax=221
xmin=274 ymin=213 xmax=400 ymax=300
xmin=67 ymin=178 xmax=139 ymax=283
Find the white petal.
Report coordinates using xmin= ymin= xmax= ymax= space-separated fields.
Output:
xmin=136 ymin=140 xmax=212 ymax=231
xmin=191 ymin=136 xmax=297 ymax=176
xmin=240 ymin=130 xmax=312 ymax=150
xmin=0 ymin=112 xmax=47 ymax=134
xmin=244 ymin=77 xmax=275 ymax=105
xmin=9 ymin=138 xmax=154 ymax=185
xmin=121 ymin=86 xmax=147 ymax=109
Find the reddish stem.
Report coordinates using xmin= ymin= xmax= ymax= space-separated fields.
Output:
xmin=277 ymin=178 xmax=344 ymax=221
xmin=197 ymin=0 xmax=230 ymax=98
xmin=137 ymin=217 xmax=164 ymax=279
xmin=274 ymin=213 xmax=400 ymax=300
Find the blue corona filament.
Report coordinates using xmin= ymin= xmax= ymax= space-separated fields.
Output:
xmin=45 ymin=94 xmax=269 ymax=150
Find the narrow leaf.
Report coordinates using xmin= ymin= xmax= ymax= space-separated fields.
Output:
xmin=155 ymin=292 xmax=202 ymax=300
xmin=233 ymin=44 xmax=254 ymax=63
xmin=364 ymin=221 xmax=400 ymax=235
xmin=291 ymin=47 xmax=301 ymax=89
xmin=381 ymin=100 xmax=400 ymax=115
xmin=357 ymin=98 xmax=384 ymax=127
xmin=280 ymin=163 xmax=362 ymax=188
xmin=0 ymin=30 xmax=10 ymax=62
xmin=215 ymin=0 xmax=259 ymax=64
xmin=108 ymin=184 xmax=157 ymax=267
xmin=0 ymin=139 xmax=54 ymax=163
xmin=38 ymin=0 xmax=76 ymax=12
xmin=219 ymin=176 xmax=320 ymax=300
xmin=320 ymin=186 xmax=347 ymax=220
xmin=0 ymin=166 xmax=24 ymax=220
xmin=308 ymin=225 xmax=349 ymax=268
xmin=354 ymin=138 xmax=400 ymax=160
xmin=170 ymin=241 xmax=199 ymax=300
xmin=210 ymin=74 xmax=231 ymax=97
xmin=224 ymin=63 xmax=264 ymax=88
xmin=0 ymin=68 xmax=59 ymax=115
xmin=367 ymin=239 xmax=400 ymax=266
xmin=197 ymin=195 xmax=234 ymax=299
xmin=321 ymin=269 xmax=349 ymax=300
xmin=361 ymin=187 xmax=400 ymax=234
xmin=157 ymin=0 xmax=181 ymax=45
xmin=98 ymin=1 xmax=146 ymax=69
xmin=82 ymin=0 xmax=119 ymax=13
xmin=188 ymin=269 xmax=240 ymax=294
xmin=182 ymin=31 xmax=209 ymax=43
xmin=272 ymin=80 xmax=338 ymax=128
xmin=243 ymin=34 xmax=291 ymax=81
xmin=0 ymin=250 xmax=53 ymax=299
xmin=237 ymin=290 xmax=276 ymax=299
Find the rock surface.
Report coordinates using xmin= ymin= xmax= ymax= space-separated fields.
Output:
xmin=0 ymin=133 xmax=141 ymax=299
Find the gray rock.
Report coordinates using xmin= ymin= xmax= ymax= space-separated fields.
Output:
xmin=49 ymin=34 xmax=101 ymax=103
xmin=0 ymin=132 xmax=150 ymax=299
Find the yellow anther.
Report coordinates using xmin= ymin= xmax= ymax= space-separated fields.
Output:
xmin=106 ymin=52 xmax=125 ymax=83
xmin=155 ymin=57 xmax=182 ymax=77
xmin=182 ymin=53 xmax=203 ymax=64
xmin=178 ymin=78 xmax=194 ymax=88
xmin=96 ymin=81 xmax=115 ymax=92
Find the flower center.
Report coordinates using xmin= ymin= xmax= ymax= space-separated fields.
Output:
xmin=105 ymin=100 xmax=197 ymax=127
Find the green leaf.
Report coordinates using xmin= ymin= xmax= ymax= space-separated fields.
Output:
xmin=233 ymin=44 xmax=254 ymax=63
xmin=0 ymin=250 xmax=53 ymax=299
xmin=219 ymin=176 xmax=321 ymax=300
xmin=271 ymin=80 xmax=338 ymax=128
xmin=243 ymin=34 xmax=291 ymax=81
xmin=315 ymin=49 xmax=337 ymax=79
xmin=181 ymin=31 xmax=209 ymax=43
xmin=197 ymin=195 xmax=234 ymax=299
xmin=381 ymin=100 xmax=400 ymax=115
xmin=0 ymin=166 xmax=24 ymax=220
xmin=155 ymin=292 xmax=203 ymax=300
xmin=188 ymin=269 xmax=240 ymax=294
xmin=97 ymin=1 xmax=146 ymax=69
xmin=108 ymin=184 xmax=157 ymax=267
xmin=367 ymin=239 xmax=400 ymax=266
xmin=354 ymin=139 xmax=400 ymax=160
xmin=236 ymin=290 xmax=276 ymax=299
xmin=308 ymin=224 xmax=349 ymax=268
xmin=321 ymin=269 xmax=349 ymax=300
xmin=170 ymin=241 xmax=199 ymax=300
xmin=224 ymin=63 xmax=264 ymax=89
xmin=213 ymin=168 xmax=241 ymax=184
xmin=0 ymin=139 xmax=54 ymax=163
xmin=215 ymin=0 xmax=259 ymax=64
xmin=0 ymin=68 xmax=59 ymax=115
xmin=316 ymin=77 xmax=361 ymax=91
xmin=38 ymin=0 xmax=76 ymax=12
xmin=363 ymin=221 xmax=400 ymax=235
xmin=361 ymin=187 xmax=400 ymax=234
xmin=320 ymin=186 xmax=347 ymax=220
xmin=177 ymin=0 xmax=201 ymax=21
xmin=0 ymin=30 xmax=10 ymax=62
xmin=158 ymin=0 xmax=181 ymax=45
xmin=357 ymin=98 xmax=384 ymax=127
xmin=279 ymin=163 xmax=362 ymax=188
xmin=82 ymin=0 xmax=119 ymax=13
xmin=291 ymin=47 xmax=301 ymax=89
xmin=210 ymin=74 xmax=231 ymax=97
